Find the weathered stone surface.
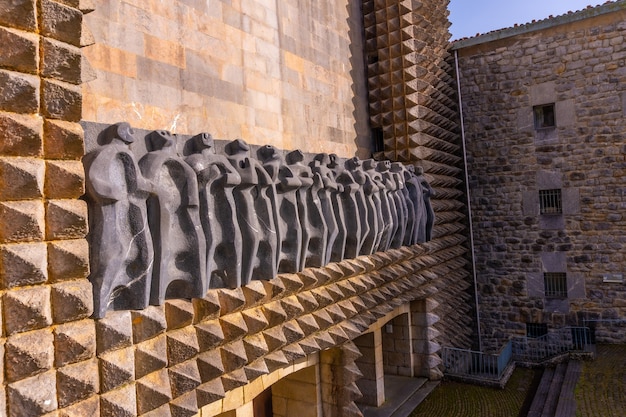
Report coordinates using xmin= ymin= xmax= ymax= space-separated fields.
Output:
xmin=47 ymin=239 xmax=89 ymax=282
xmin=219 ymin=340 xmax=248 ymax=372
xmin=0 ymin=242 xmax=47 ymax=288
xmin=195 ymin=320 xmax=225 ymax=351
xmin=99 ymin=346 xmax=134 ymax=392
xmin=53 ymin=319 xmax=95 ymax=367
xmin=3 ymin=285 xmax=52 ymax=335
xmin=0 ymin=157 xmax=45 ymax=201
xmin=56 ymin=359 xmax=99 ymax=408
xmin=241 ymin=308 xmax=269 ymax=334
xmin=0 ymin=112 xmax=42 ymax=157
xmin=100 ymin=384 xmax=136 ymax=417
xmin=196 ymin=378 xmax=225 ymax=407
xmin=5 ymin=329 xmax=54 ymax=382
xmin=0 ymin=200 xmax=44 ymax=243
xmin=135 ymin=335 xmax=167 ymax=379
xmin=7 ymin=370 xmax=58 ymax=416
xmin=168 ymin=361 xmax=201 ymax=398
xmin=41 ymin=78 xmax=82 ymax=121
xmin=44 ymin=160 xmax=84 ymax=199
xmin=192 ymin=292 xmax=221 ymax=322
xmin=51 ymin=280 xmax=93 ymax=323
xmin=196 ymin=351 xmax=225 ymax=382
xmin=169 ymin=391 xmax=198 ymax=417
xmin=136 ymin=369 xmax=172 ymax=415
xmin=164 ymin=299 xmax=194 ymax=331
xmin=131 ymin=307 xmax=167 ymax=344
xmin=57 ymin=396 xmax=99 ymax=417
xmin=0 ymin=0 xmax=37 ymax=32
xmin=166 ymin=327 xmax=199 ymax=366
xmin=43 ymin=119 xmax=84 ymax=160
xmin=0 ymin=69 xmax=39 ymax=114
xmin=45 ymin=199 xmax=88 ymax=240
xmin=41 ymin=0 xmax=83 ymax=47
xmin=95 ymin=310 xmax=132 ymax=354
xmin=219 ymin=313 xmax=248 ymax=341
xmin=0 ymin=26 xmax=38 ymax=74
xmin=42 ymin=37 xmax=82 ymax=84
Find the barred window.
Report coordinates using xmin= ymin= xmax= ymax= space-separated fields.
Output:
xmin=534 ymin=103 xmax=556 ymax=129
xmin=544 ymin=272 xmax=567 ymax=298
xmin=539 ymin=189 xmax=562 ymax=215
xmin=526 ymin=323 xmax=548 ymax=338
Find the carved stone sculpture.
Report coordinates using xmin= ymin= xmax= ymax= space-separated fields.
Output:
xmin=258 ymin=145 xmax=302 ymax=273
xmin=393 ymin=162 xmax=416 ymax=246
xmin=362 ymin=159 xmax=390 ymax=253
xmin=311 ymin=153 xmax=340 ymax=266
xmin=326 ymin=154 xmax=348 ymax=262
xmin=139 ymin=130 xmax=206 ymax=304
xmin=343 ymin=157 xmax=369 ymax=258
xmin=185 ymin=133 xmax=242 ymax=289
xmin=415 ymin=166 xmax=436 ymax=241
xmin=84 ymin=122 xmax=154 ymax=318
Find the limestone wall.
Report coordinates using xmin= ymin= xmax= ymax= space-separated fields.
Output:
xmin=455 ymin=5 xmax=626 ymax=348
xmin=82 ymin=0 xmax=372 ymax=158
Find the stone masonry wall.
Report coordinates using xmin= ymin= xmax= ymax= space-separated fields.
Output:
xmin=82 ymin=0 xmax=372 ymax=158
xmin=455 ymin=5 xmax=626 ymax=349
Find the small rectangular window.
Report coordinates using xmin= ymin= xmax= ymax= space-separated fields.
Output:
xmin=534 ymin=104 xmax=556 ymax=129
xmin=539 ymin=189 xmax=562 ymax=215
xmin=544 ymin=272 xmax=567 ymax=298
xmin=526 ymin=323 xmax=548 ymax=338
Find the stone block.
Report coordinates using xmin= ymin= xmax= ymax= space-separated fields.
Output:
xmin=168 ymin=361 xmax=201 ymax=398
xmin=53 ymin=319 xmax=95 ymax=367
xmin=217 ymin=287 xmax=246 ymax=314
xmin=219 ymin=313 xmax=248 ymax=341
xmin=51 ymin=279 xmax=93 ymax=323
xmin=99 ymin=346 xmax=134 ymax=393
xmin=7 ymin=370 xmax=58 ymax=416
xmin=165 ymin=299 xmax=194 ymax=330
xmin=41 ymin=0 xmax=83 ymax=47
xmin=44 ymin=160 xmax=84 ymax=200
xmin=45 ymin=199 xmax=87 ymax=240
xmin=169 ymin=391 xmax=199 ymax=417
xmin=100 ymin=384 xmax=136 ymax=417
xmin=56 ymin=359 xmax=98 ymax=408
xmin=3 ymin=285 xmax=52 ymax=335
xmin=0 ymin=157 xmax=45 ymax=200
xmin=219 ymin=340 xmax=248 ymax=372
xmin=0 ymin=69 xmax=39 ymax=114
xmin=0 ymin=0 xmax=37 ymax=32
xmin=95 ymin=310 xmax=132 ymax=354
xmin=136 ymin=369 xmax=172 ymax=415
xmin=56 ymin=396 xmax=99 ymax=417
xmin=47 ymin=239 xmax=89 ymax=282
xmin=0 ymin=242 xmax=47 ymax=289
xmin=5 ymin=329 xmax=54 ymax=382
xmin=135 ymin=335 xmax=168 ymax=379
xmin=195 ymin=320 xmax=225 ymax=352
xmin=167 ymin=327 xmax=200 ymax=366
xmin=0 ymin=26 xmax=38 ymax=73
xmin=197 ymin=351 xmax=226 ymax=382
xmin=196 ymin=378 xmax=226 ymax=407
xmin=0 ymin=112 xmax=42 ymax=157
xmin=41 ymin=79 xmax=82 ymax=122
xmin=43 ymin=119 xmax=84 ymax=160
xmin=241 ymin=307 xmax=269 ymax=334
xmin=192 ymin=292 xmax=221 ymax=322
xmin=131 ymin=306 xmax=167 ymax=344
xmin=42 ymin=37 xmax=82 ymax=85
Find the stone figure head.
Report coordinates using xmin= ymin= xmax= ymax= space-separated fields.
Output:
xmin=345 ymin=157 xmax=362 ymax=170
xmin=362 ymin=159 xmax=378 ymax=171
xmin=258 ymin=145 xmax=281 ymax=163
xmin=103 ymin=122 xmax=135 ymax=145
xmin=328 ymin=153 xmax=341 ymax=170
xmin=313 ymin=153 xmax=330 ymax=167
xmin=192 ymin=132 xmax=215 ymax=153
xmin=376 ymin=160 xmax=391 ymax=172
xmin=390 ymin=162 xmax=405 ymax=173
xmin=147 ymin=130 xmax=175 ymax=151
xmin=285 ymin=149 xmax=305 ymax=165
xmin=225 ymin=139 xmax=250 ymax=156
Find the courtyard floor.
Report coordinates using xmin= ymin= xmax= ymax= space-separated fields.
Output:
xmin=408 ymin=344 xmax=626 ymax=417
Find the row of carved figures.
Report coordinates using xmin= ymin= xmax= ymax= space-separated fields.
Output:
xmin=84 ymin=122 xmax=435 ymax=318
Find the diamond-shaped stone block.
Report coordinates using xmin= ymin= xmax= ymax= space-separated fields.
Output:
xmin=136 ymin=369 xmax=172 ymax=415
xmin=0 ymin=200 xmax=44 ymax=244
xmin=100 ymin=383 xmax=136 ymax=417
xmin=0 ymin=242 xmax=47 ymax=289
xmin=7 ymin=370 xmax=58 ymax=416
xmin=165 ymin=299 xmax=194 ymax=330
xmin=3 ymin=285 xmax=52 ymax=335
xmin=56 ymin=359 xmax=99 ymax=408
xmin=47 ymin=239 xmax=89 ymax=282
xmin=135 ymin=334 xmax=167 ymax=379
xmin=99 ymin=346 xmax=135 ymax=393
xmin=167 ymin=327 xmax=200 ymax=366
xmin=51 ymin=279 xmax=93 ymax=323
xmin=0 ymin=157 xmax=44 ymax=200
xmin=95 ymin=310 xmax=132 ymax=355
xmin=45 ymin=199 xmax=87 ymax=240
xmin=44 ymin=160 xmax=84 ymax=199
xmin=168 ymin=361 xmax=201 ymax=398
xmin=131 ymin=306 xmax=166 ymax=344
xmin=5 ymin=329 xmax=54 ymax=382
xmin=54 ymin=319 xmax=95 ymax=367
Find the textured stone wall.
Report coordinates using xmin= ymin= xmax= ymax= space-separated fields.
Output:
xmin=0 ymin=0 xmax=95 ymax=414
xmin=455 ymin=6 xmax=626 ymax=349
xmin=82 ymin=0 xmax=372 ymax=158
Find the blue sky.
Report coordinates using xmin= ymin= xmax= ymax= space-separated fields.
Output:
xmin=448 ymin=0 xmax=608 ymax=39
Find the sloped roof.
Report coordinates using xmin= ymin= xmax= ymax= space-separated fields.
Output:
xmin=451 ymin=0 xmax=626 ymax=49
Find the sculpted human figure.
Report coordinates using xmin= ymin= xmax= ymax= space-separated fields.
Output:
xmin=185 ymin=133 xmax=242 ymax=289
xmin=258 ymin=145 xmax=302 ymax=273
xmin=84 ymin=122 xmax=154 ymax=318
xmin=345 ymin=157 xmax=371 ymax=257
xmin=392 ymin=162 xmax=416 ymax=246
xmin=226 ymin=139 xmax=278 ymax=283
xmin=375 ymin=160 xmax=401 ymax=250
xmin=415 ymin=166 xmax=436 ymax=241
xmin=363 ymin=159 xmax=391 ymax=252
xmin=326 ymin=154 xmax=348 ymax=262
xmin=311 ymin=153 xmax=340 ymax=266
xmin=140 ymin=130 xmax=206 ymax=304
xmin=388 ymin=162 xmax=409 ymax=248
xmin=287 ymin=150 xmax=327 ymax=269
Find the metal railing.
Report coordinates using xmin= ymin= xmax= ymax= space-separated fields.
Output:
xmin=443 ymin=327 xmax=594 ymax=383
xmin=512 ymin=326 xmax=594 ymax=363
xmin=442 ymin=340 xmax=512 ymax=382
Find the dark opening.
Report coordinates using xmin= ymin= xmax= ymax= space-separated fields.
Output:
xmin=533 ymin=103 xmax=556 ymax=129
xmin=252 ymin=387 xmax=273 ymax=417
xmin=526 ymin=322 xmax=548 ymax=338
xmin=539 ymin=189 xmax=562 ymax=215
xmin=372 ymin=127 xmax=384 ymax=153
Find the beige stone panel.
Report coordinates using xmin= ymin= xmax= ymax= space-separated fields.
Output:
xmin=82 ymin=43 xmax=137 ymax=78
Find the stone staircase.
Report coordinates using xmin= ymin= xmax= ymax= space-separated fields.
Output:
xmin=527 ymin=360 xmax=582 ymax=417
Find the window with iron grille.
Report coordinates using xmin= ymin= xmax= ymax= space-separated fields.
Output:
xmin=544 ymin=272 xmax=567 ymax=298
xmin=534 ymin=103 xmax=556 ymax=129
xmin=539 ymin=189 xmax=562 ymax=214
xmin=526 ymin=323 xmax=548 ymax=338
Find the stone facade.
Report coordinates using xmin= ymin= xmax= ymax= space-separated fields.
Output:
xmin=453 ymin=1 xmax=626 ymax=349
xmin=0 ymin=0 xmax=474 ymax=416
